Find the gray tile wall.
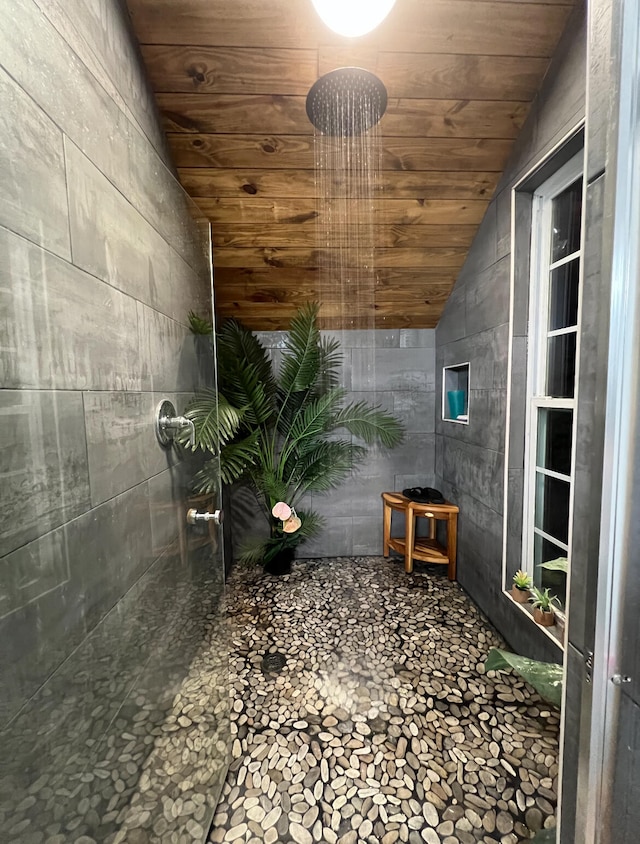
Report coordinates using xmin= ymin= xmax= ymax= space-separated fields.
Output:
xmin=435 ymin=2 xmax=586 ymax=663
xmin=0 ymin=1 xmax=223 ymax=838
xmin=231 ymin=328 xmax=436 ymax=559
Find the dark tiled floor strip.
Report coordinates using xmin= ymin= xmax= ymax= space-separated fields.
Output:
xmin=208 ymin=556 xmax=559 ymax=844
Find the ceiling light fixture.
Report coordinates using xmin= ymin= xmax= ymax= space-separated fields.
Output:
xmin=311 ymin=0 xmax=397 ymax=38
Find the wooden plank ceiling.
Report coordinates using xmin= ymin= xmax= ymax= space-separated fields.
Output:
xmin=126 ymin=0 xmax=575 ymax=330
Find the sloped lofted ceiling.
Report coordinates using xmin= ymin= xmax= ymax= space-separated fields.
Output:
xmin=126 ymin=0 xmax=575 ymax=330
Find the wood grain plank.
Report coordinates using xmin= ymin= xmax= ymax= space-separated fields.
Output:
xmin=197 ymin=196 xmax=488 ymax=225
xmin=158 ymin=93 xmax=527 ymax=139
xmin=179 ymin=168 xmax=499 ymax=199
xmin=169 ymin=134 xmax=513 ymax=170
xmin=127 ymin=0 xmax=573 ymax=58
xmin=320 ymin=50 xmax=551 ymax=101
xmin=211 ymin=223 xmax=477 ymax=248
xmin=213 ymin=246 xmax=468 ymax=269
xmin=214 ymin=266 xmax=458 ymax=290
xmin=222 ymin=313 xmax=442 ymax=330
xmin=216 ymin=298 xmax=448 ymax=317
xmin=140 ymin=45 xmax=318 ymax=94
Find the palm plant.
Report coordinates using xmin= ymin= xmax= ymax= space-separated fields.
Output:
xmin=184 ymin=303 xmax=404 ymax=567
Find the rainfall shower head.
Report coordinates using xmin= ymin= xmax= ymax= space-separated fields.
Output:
xmin=306 ymin=67 xmax=387 ymax=136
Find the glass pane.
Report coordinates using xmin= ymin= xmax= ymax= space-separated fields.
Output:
xmin=547 ymin=332 xmax=576 ymax=397
xmin=549 ymin=258 xmax=579 ymax=330
xmin=534 ymin=534 xmax=568 ymax=606
xmin=536 ymin=408 xmax=573 ymax=475
xmin=535 ymin=472 xmax=570 ymax=544
xmin=551 ymin=177 xmax=582 ymax=262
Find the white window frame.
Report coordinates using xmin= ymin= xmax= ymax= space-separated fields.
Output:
xmin=521 ymin=152 xmax=584 ymax=606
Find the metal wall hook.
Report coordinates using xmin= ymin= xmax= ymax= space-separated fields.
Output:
xmin=155 ymin=400 xmax=196 ymax=448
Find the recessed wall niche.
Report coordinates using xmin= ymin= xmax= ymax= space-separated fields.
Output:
xmin=442 ymin=363 xmax=470 ymax=424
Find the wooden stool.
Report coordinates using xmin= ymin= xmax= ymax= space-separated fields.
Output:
xmin=381 ymin=492 xmax=459 ymax=580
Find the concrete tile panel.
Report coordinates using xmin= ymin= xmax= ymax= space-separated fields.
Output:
xmin=65 ymin=138 xmax=168 ymax=308
xmin=298 ymin=516 xmax=353 ymax=558
xmin=137 ymin=302 xmax=201 ymax=393
xmin=169 ymin=248 xmax=211 ymax=328
xmin=0 ymin=556 xmax=85 ymax=728
xmin=441 ymin=436 xmax=504 ymax=514
xmin=506 ymin=468 xmax=524 ymax=566
xmin=465 ymin=256 xmax=511 ymax=336
xmin=36 ymin=0 xmax=170 ymax=163
xmin=0 ymin=519 xmax=69 ymax=622
xmin=586 ymin=0 xmax=613 ymax=180
xmin=393 ymin=390 xmax=436 ymax=434
xmin=0 ymin=227 xmax=141 ymax=391
xmin=508 ymin=337 xmax=527 ymax=470
xmin=435 ymin=279 xmax=466 ymax=346
xmin=495 ymin=187 xmax=512 ymax=262
xmin=440 ymin=325 xmax=509 ymax=391
xmin=0 ymin=390 xmax=90 ymax=557
xmin=399 ymin=328 xmax=435 ymax=348
xmin=148 ymin=467 xmax=186 ymax=561
xmin=560 ymin=642 xmax=587 ymax=842
xmin=351 ymin=348 xmax=434 ymax=392
xmin=323 ymin=328 xmax=400 ymax=349
xmin=0 ymin=67 xmax=70 ymax=259
xmin=512 ymin=195 xmax=533 ymax=338
xmin=65 ymin=483 xmax=153 ymax=633
xmin=83 ymin=391 xmax=176 ymax=506
xmin=352 ymin=516 xmax=383 ymax=555
xmin=1 ymin=0 xmax=133 ymax=200
xmin=532 ymin=5 xmax=586 ymax=163
xmin=461 ymin=201 xmax=498 ymax=277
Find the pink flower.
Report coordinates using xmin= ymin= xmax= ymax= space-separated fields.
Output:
xmin=271 ymin=501 xmax=292 ymax=520
xmin=283 ymin=515 xmax=302 ymax=534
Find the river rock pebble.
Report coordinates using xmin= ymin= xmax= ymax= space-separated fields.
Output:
xmin=208 ymin=556 xmax=560 ymax=843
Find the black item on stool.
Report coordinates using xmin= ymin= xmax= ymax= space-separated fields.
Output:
xmin=402 ymin=487 xmax=445 ymax=504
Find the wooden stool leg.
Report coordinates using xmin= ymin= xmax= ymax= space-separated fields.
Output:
xmin=404 ymin=505 xmax=415 ymax=573
xmin=447 ymin=511 xmax=458 ymax=581
xmin=382 ymin=498 xmax=391 ymax=557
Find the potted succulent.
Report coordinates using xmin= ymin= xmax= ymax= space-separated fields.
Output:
xmin=530 ymin=586 xmax=560 ymax=627
xmin=511 ymin=569 xmax=533 ymax=603
xmin=184 ymin=303 xmax=404 ymax=573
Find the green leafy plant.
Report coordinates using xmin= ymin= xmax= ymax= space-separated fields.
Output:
xmin=184 ymin=303 xmax=404 ymax=566
xmin=530 ymin=586 xmax=561 ymax=612
xmin=539 ymin=556 xmax=568 ymax=574
xmin=188 ymin=310 xmax=213 ymax=335
xmin=512 ymin=569 xmax=533 ymax=590
xmin=484 ymin=648 xmax=563 ymax=707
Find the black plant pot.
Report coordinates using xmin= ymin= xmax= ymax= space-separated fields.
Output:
xmin=263 ymin=547 xmax=295 ymax=576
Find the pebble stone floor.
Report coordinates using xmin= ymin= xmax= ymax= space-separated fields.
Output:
xmin=208 ymin=556 xmax=560 ymax=844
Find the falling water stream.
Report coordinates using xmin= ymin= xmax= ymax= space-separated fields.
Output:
xmin=306 ymin=68 xmax=387 ymax=335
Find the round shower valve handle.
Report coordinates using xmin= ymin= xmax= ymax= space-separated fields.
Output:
xmin=186 ymin=508 xmax=222 ymax=526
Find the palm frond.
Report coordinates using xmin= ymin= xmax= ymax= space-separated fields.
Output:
xmin=184 ymin=390 xmax=243 ymax=453
xmin=287 ymin=440 xmax=365 ymax=493
xmin=188 ymin=310 xmax=213 ymax=335
xmin=332 ymin=401 xmax=405 ymax=447
xmin=316 ymin=334 xmax=343 ymax=393
xmin=191 ymin=458 xmax=220 ymax=495
xmin=218 ymin=320 xmax=277 ymax=425
xmin=279 ymin=302 xmax=322 ymax=394
xmin=237 ymin=537 xmax=273 ymax=566
xmin=236 ymin=509 xmax=324 ymax=565
xmin=293 ymin=509 xmax=325 ymax=541
xmin=288 ymin=388 xmax=346 ymax=444
xmin=220 ymin=431 xmax=262 ymax=484
xmin=252 ymin=471 xmax=289 ymax=506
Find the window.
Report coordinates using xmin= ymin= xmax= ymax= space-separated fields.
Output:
xmin=522 ymin=153 xmax=583 ymax=609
